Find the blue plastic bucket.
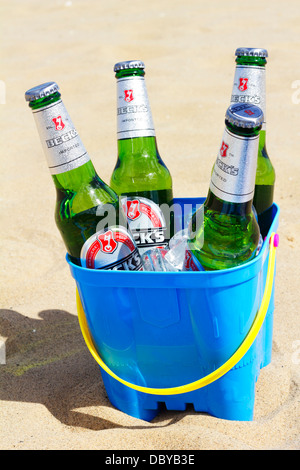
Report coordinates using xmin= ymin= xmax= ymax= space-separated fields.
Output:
xmin=67 ymin=197 xmax=279 ymax=421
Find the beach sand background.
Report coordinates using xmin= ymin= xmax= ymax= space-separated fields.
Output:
xmin=0 ymin=0 xmax=299 ymax=450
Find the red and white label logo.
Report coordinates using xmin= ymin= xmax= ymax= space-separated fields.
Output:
xmin=98 ymin=230 xmax=117 ymax=254
xmin=125 ymin=200 xmax=141 ymax=220
xmin=121 ymin=197 xmax=167 ymax=254
xmin=52 ymin=116 xmax=65 ymax=131
xmin=244 ymin=108 xmax=255 ymax=116
xmin=220 ymin=141 xmax=229 ymax=157
xmin=238 ymin=78 xmax=248 ymax=92
xmin=122 ymin=197 xmax=163 ymax=228
xmin=124 ymin=90 xmax=134 ymax=103
xmin=81 ymin=226 xmax=141 ymax=270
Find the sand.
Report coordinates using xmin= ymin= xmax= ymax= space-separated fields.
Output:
xmin=0 ymin=0 xmax=299 ymax=450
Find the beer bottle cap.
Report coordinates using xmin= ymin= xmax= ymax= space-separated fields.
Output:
xmin=114 ymin=60 xmax=145 ymax=72
xmin=235 ymin=47 xmax=268 ymax=58
xmin=225 ymin=103 xmax=264 ymax=128
xmin=25 ymin=82 xmax=59 ymax=102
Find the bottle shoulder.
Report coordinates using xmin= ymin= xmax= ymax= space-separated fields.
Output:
xmin=111 ymin=161 xmax=172 ymax=193
xmin=56 ymin=177 xmax=118 ymax=215
xmin=257 ymin=142 xmax=275 ymax=182
xmin=256 ymin=155 xmax=275 ymax=182
xmin=191 ymin=204 xmax=258 ymax=236
xmin=111 ymin=140 xmax=172 ymax=191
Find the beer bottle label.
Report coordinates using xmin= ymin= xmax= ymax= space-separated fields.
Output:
xmin=80 ymin=226 xmax=143 ymax=271
xmin=32 ymin=100 xmax=90 ymax=174
xmin=116 ymin=77 xmax=156 ymax=139
xmin=121 ymin=197 xmax=168 ymax=255
xmin=210 ymin=129 xmax=259 ymax=204
xmin=231 ymin=65 xmax=266 ymax=130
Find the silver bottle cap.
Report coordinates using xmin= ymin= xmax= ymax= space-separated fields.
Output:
xmin=235 ymin=47 xmax=268 ymax=58
xmin=114 ymin=60 xmax=145 ymax=72
xmin=25 ymin=82 xmax=60 ymax=102
xmin=225 ymin=103 xmax=264 ymax=128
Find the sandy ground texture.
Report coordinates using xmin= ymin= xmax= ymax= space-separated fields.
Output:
xmin=1 ymin=0 xmax=299 ymax=451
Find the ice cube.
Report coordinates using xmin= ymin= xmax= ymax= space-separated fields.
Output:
xmin=168 ymin=228 xmax=189 ymax=248
xmin=164 ymin=229 xmax=189 ymax=271
xmin=141 ymin=247 xmax=177 ymax=272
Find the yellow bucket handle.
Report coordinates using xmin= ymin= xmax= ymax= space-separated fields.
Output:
xmin=76 ymin=232 xmax=278 ymax=396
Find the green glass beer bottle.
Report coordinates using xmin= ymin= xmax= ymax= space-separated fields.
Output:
xmin=186 ymin=103 xmax=263 ymax=271
xmin=25 ymin=82 xmax=142 ymax=271
xmin=231 ymin=47 xmax=275 ymax=215
xmin=110 ymin=60 xmax=173 ymax=255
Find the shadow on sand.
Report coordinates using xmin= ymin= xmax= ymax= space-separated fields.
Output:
xmin=0 ymin=308 xmax=188 ymax=431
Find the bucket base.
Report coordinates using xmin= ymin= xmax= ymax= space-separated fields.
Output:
xmin=100 ymin=353 xmax=264 ymax=422
xmin=99 ymin=303 xmax=275 ymax=422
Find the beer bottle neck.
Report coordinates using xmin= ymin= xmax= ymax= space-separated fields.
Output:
xmin=207 ymin=120 xmax=261 ymax=212
xmin=30 ymin=91 xmax=62 ymax=110
xmin=117 ymin=135 xmax=158 ymax=161
xmin=225 ymin=120 xmax=261 ymax=137
xmin=232 ymin=55 xmax=267 ymax=132
xmin=115 ymin=68 xmax=157 ymax=156
xmin=29 ymin=93 xmax=95 ymax=191
xmin=235 ymin=56 xmax=267 ymax=67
